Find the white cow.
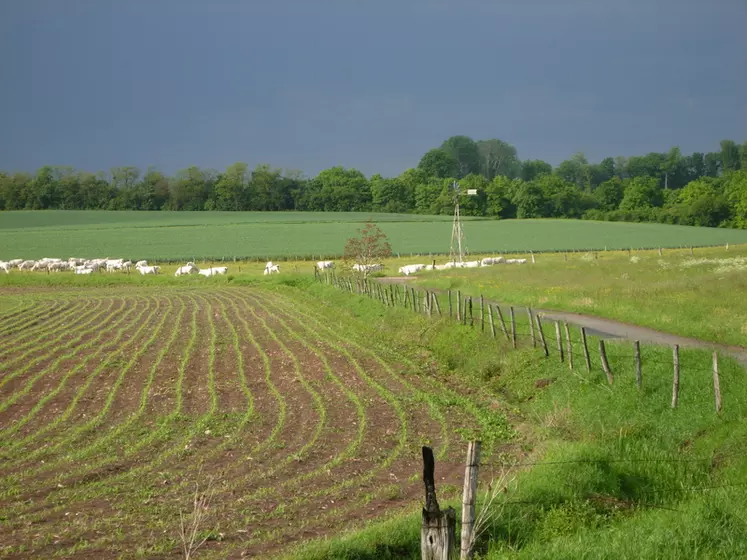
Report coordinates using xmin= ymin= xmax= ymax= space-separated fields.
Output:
xmin=462 ymin=261 xmax=481 ymax=268
xmin=198 ymin=266 xmax=228 ymax=277
xmin=137 ymin=265 xmax=160 ymax=275
xmin=75 ymin=267 xmax=94 ymax=275
xmin=8 ymin=259 xmax=23 ymax=267
xmin=481 ymin=257 xmax=505 ymax=266
xmin=352 ymin=263 xmax=384 ymax=273
xmin=17 ymin=260 xmax=35 ymax=271
xmin=135 ymin=260 xmax=148 ymax=268
xmin=505 ymin=258 xmax=528 ymax=264
xmin=264 ymin=263 xmax=280 ymax=275
xmin=0 ymin=262 xmax=10 ymax=274
xmin=175 ymin=262 xmax=199 ymax=277
xmin=398 ymin=264 xmax=426 ymax=276
xmin=317 ymin=261 xmax=335 ymax=270
xmin=30 ymin=261 xmax=49 ymax=272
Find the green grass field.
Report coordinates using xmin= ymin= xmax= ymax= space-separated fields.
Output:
xmin=2 ymin=211 xmax=747 ymax=261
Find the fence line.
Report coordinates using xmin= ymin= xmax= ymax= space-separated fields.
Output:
xmin=318 ymin=271 xmax=728 ymax=415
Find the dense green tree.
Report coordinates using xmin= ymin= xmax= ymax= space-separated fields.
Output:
xmin=484 ymin=176 xmax=520 ymax=218
xmin=370 ymin=174 xmax=412 ymax=213
xmin=720 ymin=140 xmax=741 ymax=172
xmin=520 ymin=159 xmax=552 ymax=182
xmin=417 ymin=148 xmax=458 ymax=179
xmin=595 ymin=177 xmax=625 ymax=211
xmin=305 ymin=166 xmax=371 ymax=212
xmin=213 ymin=162 xmax=248 ymax=211
xmin=440 ymin=136 xmax=481 ymax=178
xmin=556 ymin=152 xmax=591 ymax=190
xmin=477 ymin=139 xmax=520 ymax=179
xmin=619 ymin=177 xmax=663 ymax=211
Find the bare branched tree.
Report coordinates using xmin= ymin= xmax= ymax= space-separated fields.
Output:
xmin=179 ymin=474 xmax=216 ymax=560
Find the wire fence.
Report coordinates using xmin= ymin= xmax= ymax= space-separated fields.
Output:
xmin=318 ymin=270 xmax=728 ymax=415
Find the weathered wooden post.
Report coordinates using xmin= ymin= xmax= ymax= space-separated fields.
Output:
xmin=488 ymin=304 xmax=496 ymax=338
xmin=457 ymin=290 xmax=462 ymax=322
xmin=427 ymin=291 xmax=433 ymax=317
xmin=527 ymin=308 xmax=536 ymax=347
xmin=564 ymin=322 xmax=573 ymax=370
xmin=460 ymin=441 xmax=482 ymax=560
xmin=554 ymin=321 xmax=564 ymax=362
xmin=480 ymin=295 xmax=485 ymax=332
xmin=496 ymin=305 xmax=509 ymax=341
xmin=713 ymin=352 xmax=722 ymax=414
xmin=581 ymin=327 xmax=591 ymax=372
xmin=672 ymin=344 xmax=680 ymax=409
xmin=535 ymin=314 xmax=549 ymax=357
xmin=468 ymin=297 xmax=473 ymax=326
xmin=432 ymin=293 xmax=442 ymax=316
xmin=448 ymin=290 xmax=453 ymax=319
xmin=634 ymin=341 xmax=642 ymax=388
xmin=510 ymin=307 xmax=517 ymax=349
xmin=599 ymin=340 xmax=613 ymax=384
xmin=421 ymin=446 xmax=456 ymax=560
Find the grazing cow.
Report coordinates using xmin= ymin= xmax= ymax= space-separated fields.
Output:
xmin=352 ymin=263 xmax=384 ymax=273
xmin=137 ymin=265 xmax=160 ymax=275
xmin=481 ymin=257 xmax=505 ymax=266
xmin=505 ymin=258 xmax=528 ymax=264
xmin=8 ymin=259 xmax=23 ymax=267
xmin=264 ymin=263 xmax=280 ymax=275
xmin=0 ymin=262 xmax=10 ymax=274
xmin=75 ymin=267 xmax=94 ymax=275
xmin=398 ymin=264 xmax=426 ymax=276
xmin=463 ymin=261 xmax=481 ymax=268
xmin=175 ymin=262 xmax=199 ymax=277
xmin=30 ymin=261 xmax=49 ymax=272
xmin=317 ymin=261 xmax=335 ymax=270
xmin=135 ymin=260 xmax=148 ymax=268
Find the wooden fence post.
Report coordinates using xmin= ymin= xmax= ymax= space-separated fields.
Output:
xmin=460 ymin=441 xmax=482 ymax=560
xmin=421 ymin=447 xmax=456 ymax=560
xmin=510 ymin=307 xmax=517 ymax=349
xmin=599 ymin=340 xmax=613 ymax=384
xmin=496 ymin=305 xmax=509 ymax=341
xmin=634 ymin=341 xmax=642 ymax=388
xmin=469 ymin=297 xmax=474 ymax=326
xmin=713 ymin=352 xmax=722 ymax=414
xmin=672 ymin=344 xmax=680 ymax=409
xmin=480 ymin=295 xmax=485 ymax=332
xmin=488 ymin=304 xmax=496 ymax=338
xmin=427 ymin=291 xmax=433 ymax=317
xmin=527 ymin=308 xmax=536 ymax=347
xmin=433 ymin=293 xmax=442 ymax=316
xmin=535 ymin=315 xmax=549 ymax=357
xmin=564 ymin=322 xmax=573 ymax=370
xmin=404 ymin=288 xmax=410 ymax=309
xmin=457 ymin=291 xmax=462 ymax=322
xmin=554 ymin=321 xmax=564 ymax=362
xmin=581 ymin=327 xmax=591 ymax=372
xmin=448 ymin=290 xmax=453 ymax=319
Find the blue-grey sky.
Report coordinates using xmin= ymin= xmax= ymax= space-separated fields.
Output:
xmin=1 ymin=0 xmax=745 ymax=177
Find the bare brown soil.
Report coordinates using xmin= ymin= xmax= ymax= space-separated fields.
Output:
xmin=0 ymin=286 xmax=493 ymax=559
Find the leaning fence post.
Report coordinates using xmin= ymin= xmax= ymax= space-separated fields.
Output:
xmin=488 ymin=304 xmax=496 ymax=338
xmin=480 ymin=295 xmax=485 ymax=332
xmin=581 ymin=327 xmax=591 ymax=372
xmin=554 ymin=321 xmax=564 ymax=362
xmin=510 ymin=307 xmax=517 ymax=349
xmin=460 ymin=441 xmax=482 ymax=560
xmin=713 ymin=352 xmax=722 ymax=414
xmin=672 ymin=344 xmax=680 ymax=408
xmin=564 ymin=322 xmax=573 ymax=370
xmin=432 ymin=292 xmax=442 ymax=316
xmin=527 ymin=308 xmax=536 ymax=347
xmin=496 ymin=305 xmax=509 ymax=341
xmin=421 ymin=446 xmax=456 ymax=560
xmin=427 ymin=291 xmax=433 ymax=317
xmin=599 ymin=340 xmax=613 ymax=384
xmin=634 ymin=341 xmax=642 ymax=388
xmin=535 ymin=314 xmax=549 ymax=357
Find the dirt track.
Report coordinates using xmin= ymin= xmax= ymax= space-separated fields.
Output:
xmin=377 ymin=277 xmax=747 ymax=367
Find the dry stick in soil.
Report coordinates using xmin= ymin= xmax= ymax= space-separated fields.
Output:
xmin=672 ymin=344 xmax=680 ymax=409
xmin=564 ymin=322 xmax=573 ymax=370
xmin=535 ymin=314 xmax=548 ymax=357
xmin=713 ymin=352 xmax=722 ymax=414
xmin=599 ymin=339 xmax=613 ymax=384
xmin=179 ymin=473 xmax=216 ymax=560
xmin=581 ymin=327 xmax=592 ymax=372
xmin=634 ymin=341 xmax=642 ymax=388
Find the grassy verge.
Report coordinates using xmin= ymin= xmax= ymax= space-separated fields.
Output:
xmin=406 ymin=244 xmax=747 ymax=347
xmin=265 ymin=275 xmax=747 ymax=559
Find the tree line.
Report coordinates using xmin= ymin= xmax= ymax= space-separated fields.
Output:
xmin=1 ymin=137 xmax=746 ymax=228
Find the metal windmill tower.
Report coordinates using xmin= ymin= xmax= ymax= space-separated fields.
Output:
xmin=448 ymin=181 xmax=478 ymax=264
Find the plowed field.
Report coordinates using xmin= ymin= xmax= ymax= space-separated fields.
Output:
xmin=0 ymin=287 xmax=490 ymax=558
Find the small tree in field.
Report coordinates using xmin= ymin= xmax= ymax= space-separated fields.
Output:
xmin=343 ymin=220 xmax=392 ymax=277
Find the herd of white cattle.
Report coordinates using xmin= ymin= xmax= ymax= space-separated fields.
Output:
xmin=0 ymin=257 xmax=228 ymax=277
xmin=0 ymin=255 xmax=526 ymax=277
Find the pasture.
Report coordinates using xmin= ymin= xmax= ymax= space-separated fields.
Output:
xmin=0 ymin=282 xmax=507 ymax=558
xmin=3 ymin=211 xmax=747 ymax=261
